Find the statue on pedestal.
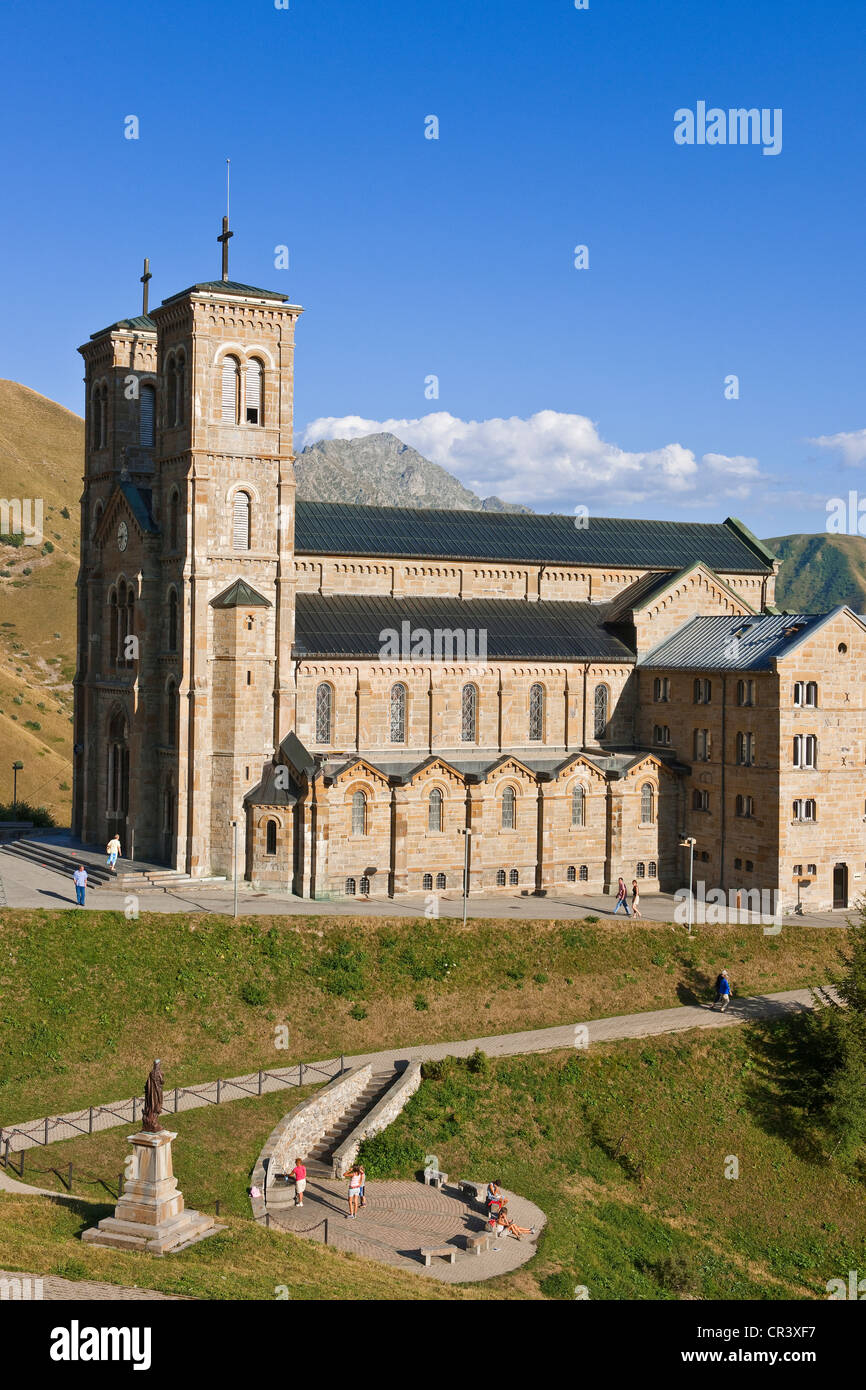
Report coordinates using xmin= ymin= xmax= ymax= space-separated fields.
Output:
xmin=142 ymin=1059 xmax=164 ymax=1132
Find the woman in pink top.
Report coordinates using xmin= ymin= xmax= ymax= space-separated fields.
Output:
xmin=343 ymin=1164 xmax=363 ymax=1218
xmin=291 ymin=1157 xmax=307 ymax=1207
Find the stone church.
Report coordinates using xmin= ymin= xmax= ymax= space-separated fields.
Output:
xmin=72 ymin=255 xmax=866 ymax=911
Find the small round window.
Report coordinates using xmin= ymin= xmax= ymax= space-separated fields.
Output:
xmin=838 ymin=642 xmax=848 ymax=654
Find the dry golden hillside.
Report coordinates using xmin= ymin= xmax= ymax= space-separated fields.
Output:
xmin=0 ymin=379 xmax=83 ymax=823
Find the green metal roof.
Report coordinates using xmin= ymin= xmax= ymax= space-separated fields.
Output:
xmin=161 ymin=280 xmax=288 ymax=305
xmin=211 ymin=579 xmax=272 ymax=609
xmin=90 ymin=314 xmax=156 ymax=339
xmin=293 ymin=502 xmax=775 ymax=573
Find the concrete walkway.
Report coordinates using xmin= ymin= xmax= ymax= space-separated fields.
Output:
xmin=0 ymin=840 xmax=852 ymax=926
xmin=0 ymin=1269 xmax=188 ymax=1300
xmin=0 ymin=987 xmax=823 ymax=1174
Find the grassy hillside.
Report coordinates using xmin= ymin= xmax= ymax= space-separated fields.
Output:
xmin=0 ymin=908 xmax=842 ymax=1124
xmin=0 ymin=380 xmax=82 ymax=823
xmin=768 ymin=532 xmax=866 ymax=614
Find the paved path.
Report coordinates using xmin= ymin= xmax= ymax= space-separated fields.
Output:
xmin=268 ymin=1180 xmax=544 ymax=1283
xmin=0 ymin=1269 xmax=187 ymax=1300
xmin=0 ymin=837 xmax=851 ymax=926
xmin=1 ymin=987 xmax=823 ymax=1169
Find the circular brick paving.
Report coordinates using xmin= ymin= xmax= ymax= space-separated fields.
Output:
xmin=264 ymin=1179 xmax=545 ymax=1283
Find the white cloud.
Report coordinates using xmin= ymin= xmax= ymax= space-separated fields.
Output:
xmin=809 ymin=428 xmax=866 ymax=468
xmin=300 ymin=409 xmax=760 ymax=510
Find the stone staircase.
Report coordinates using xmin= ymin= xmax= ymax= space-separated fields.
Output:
xmin=276 ymin=1070 xmax=397 ymax=1187
xmin=0 ymin=838 xmax=225 ymax=892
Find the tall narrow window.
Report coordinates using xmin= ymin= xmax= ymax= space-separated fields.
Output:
xmin=167 ymin=680 xmax=178 ymax=747
xmin=571 ymin=784 xmax=585 ymax=827
xmin=168 ymin=589 xmax=178 ymax=651
xmin=139 ymin=384 xmax=155 ymax=446
xmin=567 ymin=865 xmax=576 ymax=882
xmin=125 ymin=590 xmax=135 ymax=668
xmin=428 ymin=787 xmax=443 ymax=833
xmin=806 ymin=682 xmax=818 ymax=706
xmin=266 ymin=819 xmax=277 ymax=855
xmin=461 ymin=683 xmax=477 ymax=742
xmin=501 ymin=785 xmax=516 ymax=830
xmin=165 ymin=358 xmax=176 ymax=424
xmin=175 ymin=351 xmax=185 ymax=426
xmin=640 ymin=782 xmax=654 ymax=824
xmin=390 ymin=682 xmax=406 ymax=743
xmin=169 ymin=489 xmax=179 ymax=550
xmin=529 ymin=683 xmax=544 ymax=741
xmin=245 ymin=359 xmax=263 ymax=424
xmin=351 ymin=790 xmax=367 ymax=836
xmin=423 ymin=873 xmax=433 ymax=891
xmin=579 ymin=864 xmax=588 ymax=881
xmin=436 ymin=872 xmax=446 ymax=890
xmin=593 ymin=683 xmax=609 ymax=739
xmin=315 ymin=683 xmax=332 ymax=744
xmin=221 ymin=355 xmax=240 ymax=423
xmin=232 ymin=490 xmax=251 ymax=551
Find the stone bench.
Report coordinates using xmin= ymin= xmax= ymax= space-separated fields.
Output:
xmin=465 ymin=1231 xmax=491 ymax=1256
xmin=420 ymin=1245 xmax=457 ymax=1267
xmin=458 ymin=1179 xmax=486 ymax=1204
xmin=423 ymin=1169 xmax=448 ymax=1189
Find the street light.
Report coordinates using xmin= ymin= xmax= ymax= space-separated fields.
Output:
xmin=458 ymin=827 xmax=472 ymax=927
xmin=230 ymin=818 xmax=239 ymax=918
xmin=11 ymin=761 xmax=23 ymax=820
xmin=679 ymin=837 xmax=696 ymax=935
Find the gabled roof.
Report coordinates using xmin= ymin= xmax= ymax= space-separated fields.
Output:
xmin=211 ymin=579 xmax=271 ymax=609
xmin=244 ymin=763 xmax=299 ymax=807
xmin=89 ymin=314 xmax=156 ymax=339
xmin=638 ymin=612 xmax=839 ymax=671
xmin=161 ymin=280 xmax=289 ymax=305
xmin=294 ymin=592 xmax=634 ymax=662
xmin=96 ymin=482 xmax=158 ymax=542
xmin=293 ymin=502 xmax=775 ymax=572
xmin=603 ymin=561 xmax=754 ymax=626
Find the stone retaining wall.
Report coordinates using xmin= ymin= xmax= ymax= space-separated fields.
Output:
xmin=331 ymin=1061 xmax=423 ymax=1178
xmin=257 ymin=1064 xmax=372 ymax=1203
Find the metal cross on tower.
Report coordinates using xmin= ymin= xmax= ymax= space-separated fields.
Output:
xmin=140 ymin=257 xmax=152 ymax=315
xmin=218 ymin=216 xmax=233 ymax=283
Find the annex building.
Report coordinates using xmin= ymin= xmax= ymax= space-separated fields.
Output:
xmin=72 ymin=256 xmax=866 ymax=912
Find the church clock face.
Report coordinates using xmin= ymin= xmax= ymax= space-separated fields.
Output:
xmin=116 ymin=520 xmax=128 ymax=552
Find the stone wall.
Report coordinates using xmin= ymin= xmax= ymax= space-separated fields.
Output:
xmin=330 ymin=1061 xmax=423 ymax=1178
xmin=263 ymin=1064 xmax=372 ymax=1196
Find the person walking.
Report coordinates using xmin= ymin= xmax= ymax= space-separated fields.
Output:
xmin=613 ymin=876 xmax=631 ymax=915
xmin=711 ymin=969 xmax=731 ymax=1012
xmin=290 ymin=1157 xmax=307 ymax=1208
xmin=343 ymin=1164 xmax=363 ymax=1218
xmin=358 ymin=1163 xmax=367 ymax=1209
xmin=106 ymin=835 xmax=121 ymax=873
xmin=72 ymin=864 xmax=88 ymax=907
xmin=631 ymin=879 xmax=642 ymax=918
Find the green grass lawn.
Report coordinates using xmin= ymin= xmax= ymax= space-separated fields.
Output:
xmin=0 ymin=908 xmax=842 ymax=1124
xmin=9 ymin=1019 xmax=865 ymax=1301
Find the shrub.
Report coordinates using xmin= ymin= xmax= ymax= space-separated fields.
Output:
xmin=413 ymin=993 xmax=429 ymax=1011
xmin=239 ymin=981 xmax=268 ymax=1007
xmin=42 ymin=541 xmax=54 ymax=554
xmin=356 ymin=1129 xmax=425 ymax=1178
xmin=0 ymin=800 xmax=56 ymax=826
xmin=466 ymin=1048 xmax=490 ymax=1075
xmin=60 ymin=507 xmax=70 ymax=519
xmin=349 ymin=1004 xmax=367 ymax=1020
xmin=0 ymin=533 xmax=24 ymax=548
xmin=652 ymin=1248 xmax=702 ymax=1294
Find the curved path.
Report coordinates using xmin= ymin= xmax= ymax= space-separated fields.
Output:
xmin=268 ymin=1178 xmax=545 ymax=1283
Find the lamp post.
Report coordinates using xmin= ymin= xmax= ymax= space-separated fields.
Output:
xmin=230 ymin=818 xmax=239 ymax=918
xmin=679 ymin=836 xmax=696 ymax=934
xmin=458 ymin=827 xmax=472 ymax=927
xmin=11 ymin=762 xmax=23 ymax=820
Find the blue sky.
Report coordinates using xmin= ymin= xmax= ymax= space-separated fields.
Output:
xmin=1 ymin=0 xmax=864 ymax=536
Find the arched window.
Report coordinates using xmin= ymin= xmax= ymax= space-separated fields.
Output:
xmin=359 ymin=874 xmax=370 ymax=895
xmin=640 ymin=783 xmax=654 ymax=824
xmin=175 ymin=351 xmax=186 ymax=426
xmin=91 ymin=499 xmax=104 ymax=539
xmin=232 ymin=490 xmax=251 ymax=550
xmin=345 ymin=877 xmax=356 ymax=896
xmin=165 ymin=357 xmax=176 ymax=424
xmin=169 ymin=489 xmax=179 ymax=550
xmin=806 ymin=681 xmax=818 ymax=706
xmin=423 ymin=872 xmax=433 ymax=891
xmin=109 ymin=589 xmax=119 ymax=665
xmin=496 ymin=868 xmax=506 ymax=886
xmin=594 ymin=683 xmax=609 ymax=739
xmin=351 ymin=789 xmax=367 ymax=836
xmin=567 ymin=865 xmax=576 ymax=882
xmin=428 ymin=787 xmax=443 ymax=833
xmin=168 ymin=589 xmax=178 ymax=651
xmin=221 ymin=355 xmax=240 ymax=423
xmin=139 ymin=384 xmax=155 ymax=446
xmin=166 ymin=681 xmax=179 ymax=750
xmin=461 ymin=683 xmax=477 ymax=742
xmin=266 ymin=819 xmax=278 ymax=855
xmin=648 ymin=860 xmax=657 ymax=877
xmin=245 ymin=358 xmax=263 ymax=424
xmin=125 ymin=588 xmax=135 ymax=668
xmin=436 ymin=872 xmax=446 ymax=890
xmin=509 ymin=868 xmax=519 ymax=886
xmin=107 ymin=706 xmax=129 ymax=816
xmin=571 ymin=784 xmax=585 ymax=827
xmin=529 ymin=683 xmax=544 ymax=741
xmin=390 ymin=682 xmax=406 ymax=743
xmin=636 ymin=861 xmax=646 ymax=878
xmin=579 ymin=864 xmax=588 ymax=881
xmin=501 ymin=785 xmax=516 ymax=830
xmin=91 ymin=385 xmax=101 ymax=449
xmin=315 ymin=683 xmax=332 ymax=743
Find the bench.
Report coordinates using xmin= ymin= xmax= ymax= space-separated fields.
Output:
xmin=458 ymin=1179 xmax=485 ymax=1203
xmin=420 ymin=1245 xmax=457 ymax=1267
xmin=423 ymin=1169 xmax=448 ymax=1189
xmin=465 ymin=1231 xmax=491 ymax=1256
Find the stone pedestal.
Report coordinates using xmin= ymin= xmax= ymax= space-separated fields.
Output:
xmin=82 ymin=1130 xmax=223 ymax=1255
